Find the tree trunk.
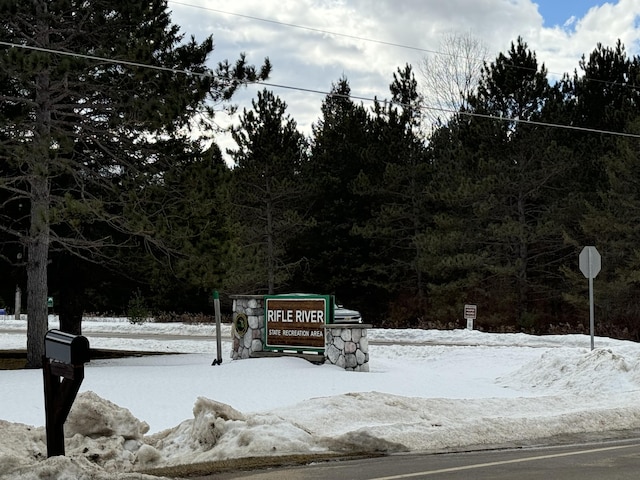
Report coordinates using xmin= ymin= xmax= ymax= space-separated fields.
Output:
xmin=517 ymin=190 xmax=529 ymax=324
xmin=26 ymin=175 xmax=50 ymax=368
xmin=26 ymin=15 xmax=52 ymax=368
xmin=265 ymin=174 xmax=275 ymax=295
xmin=59 ymin=282 xmax=83 ymax=335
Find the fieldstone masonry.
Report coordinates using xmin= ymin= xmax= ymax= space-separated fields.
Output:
xmin=230 ymin=295 xmax=265 ymax=360
xmin=324 ymin=325 xmax=370 ymax=372
xmin=229 ymin=294 xmax=370 ymax=371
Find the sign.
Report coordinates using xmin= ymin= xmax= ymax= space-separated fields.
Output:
xmin=464 ymin=304 xmax=477 ymax=331
xmin=264 ymin=295 xmax=329 ymax=351
xmin=579 ymin=246 xmax=601 ymax=279
xmin=47 ymin=297 xmax=54 ymax=308
xmin=579 ymin=246 xmax=601 ymax=351
xmin=464 ymin=304 xmax=477 ymax=319
xmin=233 ymin=313 xmax=248 ymax=337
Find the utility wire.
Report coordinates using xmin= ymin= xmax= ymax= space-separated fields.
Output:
xmin=258 ymin=80 xmax=640 ymax=139
xmin=168 ymin=0 xmax=640 ymax=92
xmin=2 ymin=39 xmax=640 ymax=139
xmin=168 ymin=1 xmax=436 ymax=55
xmin=0 ymin=40 xmax=216 ymax=77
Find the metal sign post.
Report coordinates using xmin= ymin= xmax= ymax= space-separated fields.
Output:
xmin=579 ymin=246 xmax=601 ymax=351
xmin=211 ymin=290 xmax=223 ymax=366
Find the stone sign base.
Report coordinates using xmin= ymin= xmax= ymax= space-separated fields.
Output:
xmin=230 ymin=295 xmax=265 ymax=360
xmin=230 ymin=294 xmax=370 ymax=371
xmin=324 ymin=325 xmax=369 ymax=372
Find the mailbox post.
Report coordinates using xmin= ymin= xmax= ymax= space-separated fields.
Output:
xmin=42 ymin=329 xmax=90 ymax=457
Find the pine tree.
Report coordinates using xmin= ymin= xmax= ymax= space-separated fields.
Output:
xmin=127 ymin=141 xmax=233 ymax=313
xmin=301 ymin=77 xmax=376 ymax=315
xmin=227 ymin=89 xmax=310 ymax=294
xmin=426 ymin=38 xmax=574 ymax=329
xmin=569 ymin=45 xmax=640 ymax=337
xmin=354 ymin=65 xmax=432 ymax=324
xmin=561 ymin=40 xmax=636 ymax=208
xmin=0 ymin=0 xmax=269 ymax=366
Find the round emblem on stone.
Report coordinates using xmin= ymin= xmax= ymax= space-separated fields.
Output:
xmin=233 ymin=313 xmax=248 ymax=337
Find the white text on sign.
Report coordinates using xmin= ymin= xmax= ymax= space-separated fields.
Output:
xmin=267 ymin=309 xmax=325 ymax=323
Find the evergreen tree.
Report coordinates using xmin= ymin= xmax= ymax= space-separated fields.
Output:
xmin=301 ymin=77 xmax=375 ymax=315
xmin=579 ymin=122 xmax=640 ymax=338
xmin=561 ymin=40 xmax=636 ymax=209
xmin=568 ymin=45 xmax=640 ymax=337
xmin=426 ymin=38 xmax=574 ymax=329
xmin=354 ymin=65 xmax=431 ymax=324
xmin=0 ymin=0 xmax=269 ymax=366
xmin=127 ymin=141 xmax=233 ymax=313
xmin=227 ymin=89 xmax=310 ymax=294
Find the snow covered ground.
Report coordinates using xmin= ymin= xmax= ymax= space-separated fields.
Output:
xmin=2 ymin=316 xmax=640 ymax=479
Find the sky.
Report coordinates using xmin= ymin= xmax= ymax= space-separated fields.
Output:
xmin=536 ymin=0 xmax=604 ymax=28
xmin=2 ymin=317 xmax=640 ymax=478
xmin=163 ymin=0 xmax=640 ymax=157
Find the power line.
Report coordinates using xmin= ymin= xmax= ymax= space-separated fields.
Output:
xmin=168 ymin=1 xmax=438 ymax=55
xmin=2 ymin=40 xmax=640 ymax=139
xmin=168 ymin=1 xmax=640 ymax=92
xmin=258 ymin=80 xmax=640 ymax=139
xmin=0 ymin=40 xmax=216 ymax=77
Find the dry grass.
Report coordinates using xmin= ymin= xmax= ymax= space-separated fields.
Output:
xmin=0 ymin=349 xmax=173 ymax=370
xmin=0 ymin=351 xmax=28 ymax=369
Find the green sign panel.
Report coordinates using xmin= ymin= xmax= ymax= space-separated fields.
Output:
xmin=263 ymin=294 xmax=330 ymax=352
xmin=47 ymin=297 xmax=54 ymax=308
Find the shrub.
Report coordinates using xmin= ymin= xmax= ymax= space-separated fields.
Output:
xmin=127 ymin=290 xmax=150 ymax=324
xmin=153 ymin=311 xmax=218 ymax=324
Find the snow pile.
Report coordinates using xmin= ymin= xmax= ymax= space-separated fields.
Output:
xmin=3 ymin=320 xmax=640 ymax=479
xmin=266 ymin=390 xmax=640 ymax=452
xmin=66 ymin=391 xmax=150 ymax=439
xmin=497 ymin=347 xmax=640 ymax=394
xmin=0 ymin=421 xmax=47 ymax=475
xmin=147 ymin=397 xmax=326 ymax=466
xmin=0 ymin=392 xmax=155 ymax=479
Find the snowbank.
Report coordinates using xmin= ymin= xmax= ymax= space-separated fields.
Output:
xmin=3 ymin=321 xmax=640 ymax=478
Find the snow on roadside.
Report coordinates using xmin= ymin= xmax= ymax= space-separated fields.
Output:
xmin=3 ymin=319 xmax=640 ymax=479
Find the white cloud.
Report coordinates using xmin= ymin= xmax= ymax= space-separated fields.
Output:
xmin=167 ymin=0 xmax=640 ymax=151
xmin=564 ymin=15 xmax=577 ymax=28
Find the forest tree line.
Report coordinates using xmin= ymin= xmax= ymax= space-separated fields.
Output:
xmin=2 ymin=2 xmax=640 ymax=369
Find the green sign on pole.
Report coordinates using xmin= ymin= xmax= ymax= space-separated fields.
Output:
xmin=47 ymin=297 xmax=54 ymax=308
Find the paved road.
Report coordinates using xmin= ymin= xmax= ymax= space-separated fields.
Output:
xmin=200 ymin=438 xmax=640 ymax=479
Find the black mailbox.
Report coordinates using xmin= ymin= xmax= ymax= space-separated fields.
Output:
xmin=43 ymin=329 xmax=90 ymax=457
xmin=44 ymin=329 xmax=90 ymax=365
